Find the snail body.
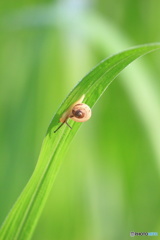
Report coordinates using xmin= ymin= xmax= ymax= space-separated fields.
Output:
xmin=54 ymin=95 xmax=91 ymax=133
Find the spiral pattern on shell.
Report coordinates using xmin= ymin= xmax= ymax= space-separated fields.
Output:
xmin=70 ymin=103 xmax=91 ymax=122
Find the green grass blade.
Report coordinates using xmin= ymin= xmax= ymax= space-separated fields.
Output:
xmin=0 ymin=43 xmax=160 ymax=240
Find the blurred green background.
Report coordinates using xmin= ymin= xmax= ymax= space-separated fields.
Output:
xmin=0 ymin=0 xmax=160 ymax=239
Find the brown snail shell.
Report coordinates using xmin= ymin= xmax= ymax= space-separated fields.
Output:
xmin=54 ymin=95 xmax=91 ymax=133
xmin=70 ymin=103 xmax=91 ymax=122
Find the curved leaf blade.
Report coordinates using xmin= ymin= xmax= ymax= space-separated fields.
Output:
xmin=0 ymin=43 xmax=160 ymax=240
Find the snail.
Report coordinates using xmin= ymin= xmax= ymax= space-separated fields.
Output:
xmin=54 ymin=95 xmax=91 ymax=133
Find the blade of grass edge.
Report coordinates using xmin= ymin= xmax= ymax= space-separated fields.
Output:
xmin=0 ymin=43 xmax=160 ymax=240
